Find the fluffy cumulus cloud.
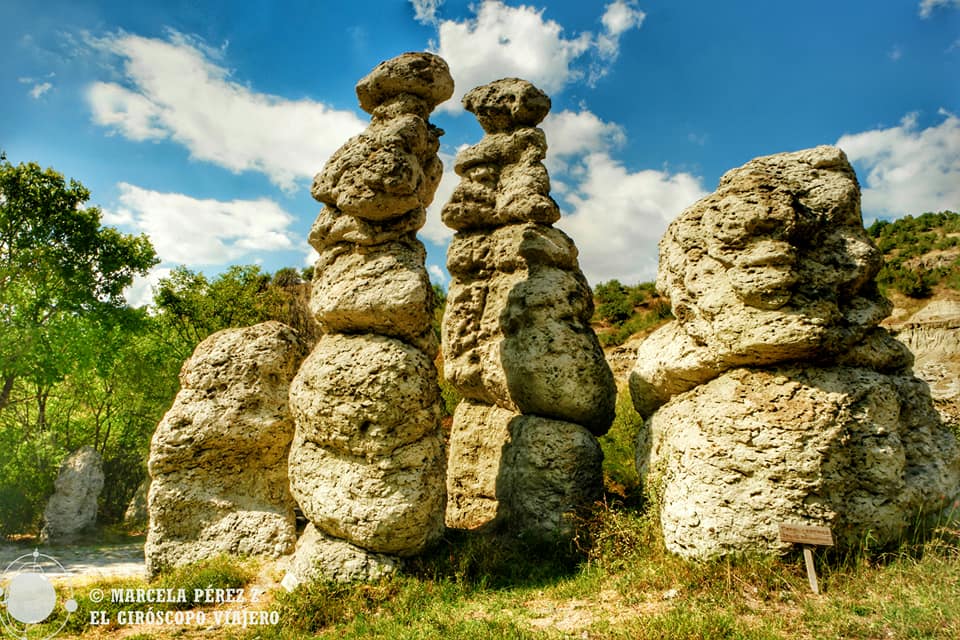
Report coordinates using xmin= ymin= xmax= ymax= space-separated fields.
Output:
xmin=431 ymin=0 xmax=644 ymax=112
xmin=919 ymin=0 xmax=960 ymax=17
xmin=540 ymin=108 xmax=625 ymax=174
xmin=86 ymin=31 xmax=365 ymax=191
xmin=556 ymin=152 xmax=706 ymax=285
xmin=422 ymin=150 xmax=460 ymax=245
xmin=837 ymin=109 xmax=960 ymax=219
xmin=124 ymin=266 xmax=172 ymax=309
xmin=106 ymin=182 xmax=299 ymax=266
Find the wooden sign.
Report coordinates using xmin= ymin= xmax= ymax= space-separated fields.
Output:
xmin=778 ymin=523 xmax=834 ymax=547
xmin=779 ymin=523 xmax=834 ymax=595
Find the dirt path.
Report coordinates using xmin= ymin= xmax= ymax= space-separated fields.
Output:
xmin=0 ymin=540 xmax=146 ymax=581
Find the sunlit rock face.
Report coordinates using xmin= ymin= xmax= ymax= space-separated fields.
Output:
xmin=441 ymin=78 xmax=615 ymax=536
xmin=630 ymin=146 xmax=960 ymax=558
xmin=285 ymin=52 xmax=452 ymax=585
xmin=145 ymin=322 xmax=305 ymax=576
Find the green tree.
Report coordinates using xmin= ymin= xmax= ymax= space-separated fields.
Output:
xmin=0 ymin=157 xmax=157 ymax=533
xmin=0 ymin=158 xmax=157 ymax=410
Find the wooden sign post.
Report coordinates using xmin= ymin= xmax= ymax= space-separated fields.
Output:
xmin=778 ymin=523 xmax=833 ymax=595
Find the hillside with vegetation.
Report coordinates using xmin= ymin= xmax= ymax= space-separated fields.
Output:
xmin=868 ymin=210 xmax=960 ymax=304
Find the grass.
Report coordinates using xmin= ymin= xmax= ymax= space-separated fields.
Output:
xmin=39 ymin=393 xmax=960 ymax=639
xmin=43 ymin=510 xmax=960 ymax=639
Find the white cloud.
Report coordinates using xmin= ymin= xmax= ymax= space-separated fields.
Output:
xmin=86 ymin=31 xmax=366 ymax=191
xmin=888 ymin=45 xmax=903 ymax=61
xmin=919 ymin=0 xmax=960 ymax=17
xmin=125 ymin=266 xmax=172 ymax=308
xmin=540 ymin=108 xmax=625 ymax=173
xmin=556 ymin=152 xmax=706 ymax=285
xmin=411 ymin=0 xmax=444 ymax=25
xmin=29 ymin=82 xmax=53 ymax=99
xmin=597 ymin=0 xmax=646 ymax=61
xmin=837 ymin=109 xmax=960 ymax=219
xmin=110 ymin=182 xmax=299 ymax=266
xmin=422 ymin=150 xmax=459 ymax=244
xmin=428 ymin=264 xmax=447 ymax=285
xmin=432 ymin=0 xmax=643 ymax=113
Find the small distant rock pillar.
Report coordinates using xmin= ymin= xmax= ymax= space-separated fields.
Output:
xmin=441 ymin=78 xmax=616 ymax=537
xmin=284 ymin=52 xmax=453 ymax=585
xmin=40 ymin=446 xmax=104 ymax=542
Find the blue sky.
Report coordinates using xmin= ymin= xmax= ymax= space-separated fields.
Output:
xmin=2 ymin=0 xmax=958 ymax=306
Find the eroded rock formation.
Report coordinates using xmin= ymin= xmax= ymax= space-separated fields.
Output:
xmin=889 ymin=300 xmax=960 ymax=427
xmin=145 ymin=321 xmax=305 ymax=575
xmin=631 ymin=146 xmax=960 ymax=557
xmin=442 ymin=78 xmax=614 ymax=535
xmin=284 ymin=52 xmax=451 ymax=585
xmin=41 ymin=446 xmax=104 ymax=542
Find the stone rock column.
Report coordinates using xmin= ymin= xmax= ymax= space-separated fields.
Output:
xmin=441 ymin=79 xmax=616 ymax=537
xmin=629 ymin=146 xmax=960 ymax=558
xmin=40 ymin=446 xmax=104 ymax=542
xmin=285 ymin=52 xmax=452 ymax=585
xmin=145 ymin=321 xmax=306 ymax=575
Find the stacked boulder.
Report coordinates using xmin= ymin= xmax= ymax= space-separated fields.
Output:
xmin=284 ymin=52 xmax=452 ymax=584
xmin=442 ymin=79 xmax=616 ymax=536
xmin=630 ymin=146 xmax=960 ymax=558
xmin=146 ymin=321 xmax=306 ymax=575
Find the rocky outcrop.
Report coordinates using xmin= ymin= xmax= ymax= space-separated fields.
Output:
xmin=441 ymin=79 xmax=614 ymax=535
xmin=40 ymin=446 xmax=104 ymax=542
xmin=631 ymin=146 xmax=960 ymax=558
xmin=285 ymin=52 xmax=451 ymax=584
xmin=145 ymin=321 xmax=305 ymax=575
xmin=123 ymin=480 xmax=149 ymax=527
xmin=888 ymin=300 xmax=960 ymax=427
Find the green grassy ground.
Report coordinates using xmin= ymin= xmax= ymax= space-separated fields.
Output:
xmin=41 ymin=390 xmax=960 ymax=639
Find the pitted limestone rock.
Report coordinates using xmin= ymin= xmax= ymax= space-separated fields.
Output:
xmin=630 ymin=146 xmax=960 ymax=558
xmin=145 ymin=321 xmax=305 ymax=575
xmin=288 ymin=429 xmax=446 ymax=556
xmin=443 ymin=128 xmax=560 ymax=231
xmin=308 ymin=239 xmax=437 ymax=356
xmin=639 ymin=366 xmax=960 ymax=558
xmin=283 ymin=524 xmax=399 ymax=587
xmin=41 ymin=446 xmax=104 ymax=542
xmin=311 ymin=53 xmax=452 ymax=222
xmin=441 ymin=78 xmax=614 ymax=536
xmin=630 ymin=146 xmax=897 ymax=417
xmin=446 ymin=399 xmax=602 ymax=536
xmin=461 ymin=78 xmax=551 ymax=133
xmin=356 ymin=52 xmax=455 ymax=115
xmin=288 ymin=334 xmax=441 ymax=457
xmin=290 ymin=52 xmax=450 ymax=579
xmin=443 ymin=225 xmax=614 ymax=433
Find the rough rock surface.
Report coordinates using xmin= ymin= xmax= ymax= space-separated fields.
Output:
xmin=630 ymin=146 xmax=898 ymax=417
xmin=639 ymin=367 xmax=960 ymax=557
xmin=441 ymin=78 xmax=613 ymax=535
xmin=281 ymin=524 xmax=398 ymax=590
xmin=145 ymin=321 xmax=306 ymax=575
xmin=631 ymin=146 xmax=960 ymax=558
xmin=889 ymin=300 xmax=960 ymax=427
xmin=286 ymin=52 xmax=451 ymax=584
xmin=123 ymin=480 xmax=149 ymax=527
xmin=445 ymin=400 xmax=602 ymax=535
xmin=41 ymin=446 xmax=104 ymax=542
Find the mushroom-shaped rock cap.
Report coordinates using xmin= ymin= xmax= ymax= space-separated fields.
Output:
xmin=463 ymin=78 xmax=551 ymax=133
xmin=356 ymin=52 xmax=454 ymax=114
